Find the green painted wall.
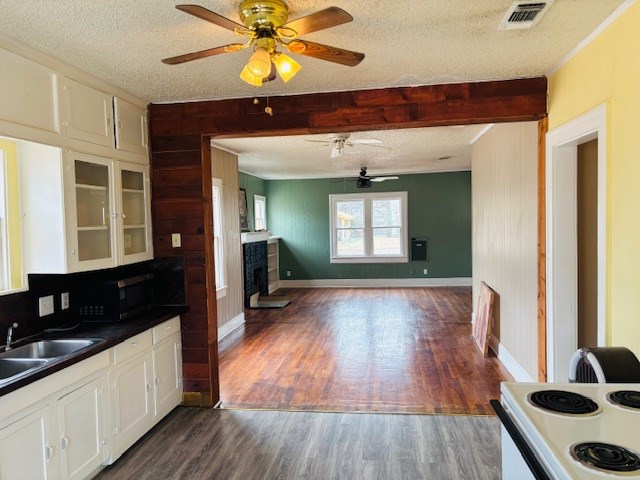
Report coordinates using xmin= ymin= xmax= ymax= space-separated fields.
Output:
xmin=265 ymin=171 xmax=471 ymax=280
xmin=238 ymin=171 xmax=267 ymax=232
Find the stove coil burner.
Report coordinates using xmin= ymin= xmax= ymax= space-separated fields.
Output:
xmin=608 ymin=390 xmax=640 ymax=410
xmin=528 ymin=390 xmax=600 ymax=415
xmin=572 ymin=442 xmax=640 ymax=474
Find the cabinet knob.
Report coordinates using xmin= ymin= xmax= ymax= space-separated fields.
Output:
xmin=130 ymin=341 xmax=138 ymax=348
xmin=61 ymin=436 xmax=69 ymax=451
xmin=46 ymin=445 xmax=54 ymax=462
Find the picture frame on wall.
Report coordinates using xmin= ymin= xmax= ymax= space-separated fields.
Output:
xmin=239 ymin=188 xmax=249 ymax=231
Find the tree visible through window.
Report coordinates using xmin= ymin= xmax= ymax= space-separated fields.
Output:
xmin=330 ymin=192 xmax=408 ymax=264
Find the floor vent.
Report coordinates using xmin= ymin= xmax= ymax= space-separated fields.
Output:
xmin=499 ymin=1 xmax=554 ymax=30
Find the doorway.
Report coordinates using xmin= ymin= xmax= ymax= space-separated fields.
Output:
xmin=546 ymin=104 xmax=607 ymax=382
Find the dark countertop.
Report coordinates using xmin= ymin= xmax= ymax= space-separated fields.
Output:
xmin=0 ymin=305 xmax=188 ymax=397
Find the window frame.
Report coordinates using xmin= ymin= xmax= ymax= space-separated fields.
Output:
xmin=254 ymin=194 xmax=267 ymax=232
xmin=329 ymin=191 xmax=409 ymax=264
xmin=211 ymin=177 xmax=227 ymax=299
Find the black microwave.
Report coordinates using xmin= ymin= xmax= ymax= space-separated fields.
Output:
xmin=77 ymin=273 xmax=154 ymax=322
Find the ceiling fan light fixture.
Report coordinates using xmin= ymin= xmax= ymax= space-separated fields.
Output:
xmin=272 ymin=52 xmax=301 ymax=82
xmin=240 ymin=65 xmax=264 ymax=86
xmin=246 ymin=46 xmax=272 ymax=77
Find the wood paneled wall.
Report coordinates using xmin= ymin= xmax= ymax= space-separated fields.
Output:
xmin=471 ymin=122 xmax=539 ymax=380
xmin=211 ymin=148 xmax=244 ymax=333
xmin=149 ymin=78 xmax=547 ymax=405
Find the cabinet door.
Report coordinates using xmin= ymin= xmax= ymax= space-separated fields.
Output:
xmin=65 ymin=151 xmax=118 ymax=272
xmin=109 ymin=351 xmax=153 ymax=462
xmin=117 ymin=162 xmax=153 ymax=264
xmin=114 ymin=98 xmax=147 ymax=156
xmin=152 ymin=335 xmax=183 ymax=420
xmin=57 ymin=377 xmax=106 ymax=480
xmin=63 ymin=78 xmax=114 ymax=148
xmin=0 ymin=405 xmax=57 ymax=479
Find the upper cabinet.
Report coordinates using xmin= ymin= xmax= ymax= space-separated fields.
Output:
xmin=63 ymin=78 xmax=114 ymax=148
xmin=0 ymin=48 xmax=60 ymax=138
xmin=62 ymin=78 xmax=148 ymax=160
xmin=114 ymin=98 xmax=148 ymax=156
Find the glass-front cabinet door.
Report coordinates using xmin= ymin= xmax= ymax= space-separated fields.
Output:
xmin=68 ymin=152 xmax=117 ymax=271
xmin=118 ymin=162 xmax=152 ymax=264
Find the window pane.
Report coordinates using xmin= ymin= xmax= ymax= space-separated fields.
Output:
xmin=372 ymin=198 xmax=401 ymax=227
xmin=373 ymin=227 xmax=401 ymax=255
xmin=336 ymin=228 xmax=364 ymax=256
xmin=336 ymin=200 xmax=364 ymax=228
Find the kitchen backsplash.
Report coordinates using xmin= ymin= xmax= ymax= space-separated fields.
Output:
xmin=0 ymin=257 xmax=185 ymax=344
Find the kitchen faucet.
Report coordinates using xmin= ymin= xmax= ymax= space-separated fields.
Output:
xmin=5 ymin=323 xmax=18 ymax=351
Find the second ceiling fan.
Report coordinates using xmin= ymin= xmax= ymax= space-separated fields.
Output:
xmin=162 ymin=1 xmax=365 ymax=86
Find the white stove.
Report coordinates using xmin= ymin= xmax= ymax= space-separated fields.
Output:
xmin=495 ymin=382 xmax=640 ymax=479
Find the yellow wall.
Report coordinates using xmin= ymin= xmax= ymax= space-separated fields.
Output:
xmin=0 ymin=138 xmax=23 ymax=289
xmin=548 ymin=2 xmax=640 ymax=354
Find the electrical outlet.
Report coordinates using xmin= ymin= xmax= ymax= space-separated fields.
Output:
xmin=286 ymin=270 xmax=291 ymax=277
xmin=423 ymin=268 xmax=428 ymax=275
xmin=171 ymin=233 xmax=181 ymax=248
xmin=61 ymin=292 xmax=69 ymax=310
xmin=39 ymin=295 xmax=55 ymax=317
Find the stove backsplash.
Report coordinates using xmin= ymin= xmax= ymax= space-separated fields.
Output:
xmin=0 ymin=257 xmax=185 ymax=344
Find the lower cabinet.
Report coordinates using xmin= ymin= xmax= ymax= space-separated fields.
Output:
xmin=108 ymin=351 xmax=154 ymax=462
xmin=0 ymin=404 xmax=56 ymax=479
xmin=57 ymin=377 xmax=106 ymax=480
xmin=0 ymin=316 xmax=182 ymax=479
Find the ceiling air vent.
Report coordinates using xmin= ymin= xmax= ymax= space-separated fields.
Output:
xmin=499 ymin=0 xmax=555 ymax=30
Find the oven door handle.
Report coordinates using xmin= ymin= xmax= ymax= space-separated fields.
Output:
xmin=490 ymin=400 xmax=552 ymax=480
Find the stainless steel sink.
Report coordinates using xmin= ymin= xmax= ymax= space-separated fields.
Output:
xmin=1 ymin=339 xmax=102 ymax=360
xmin=0 ymin=338 xmax=104 ymax=385
xmin=0 ymin=358 xmax=48 ymax=381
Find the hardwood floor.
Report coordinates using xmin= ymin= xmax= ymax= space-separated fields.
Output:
xmin=219 ymin=287 xmax=512 ymax=415
xmin=94 ymin=407 xmax=502 ymax=480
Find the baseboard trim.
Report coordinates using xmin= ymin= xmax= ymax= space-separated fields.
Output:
xmin=217 ymin=312 xmax=245 ymax=341
xmin=278 ymin=277 xmax=472 ymax=288
xmin=498 ymin=343 xmax=534 ymax=382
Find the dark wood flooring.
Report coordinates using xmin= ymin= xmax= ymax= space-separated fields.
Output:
xmin=94 ymin=407 xmax=502 ymax=480
xmin=219 ymin=288 xmax=512 ymax=415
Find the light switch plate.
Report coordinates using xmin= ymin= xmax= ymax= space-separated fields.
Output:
xmin=39 ymin=295 xmax=55 ymax=317
xmin=171 ymin=233 xmax=181 ymax=248
xmin=61 ymin=292 xmax=69 ymax=310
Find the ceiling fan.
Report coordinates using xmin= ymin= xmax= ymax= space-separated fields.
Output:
xmin=162 ymin=1 xmax=365 ymax=86
xmin=305 ymin=133 xmax=387 ymax=158
xmin=357 ymin=168 xmax=399 ymax=188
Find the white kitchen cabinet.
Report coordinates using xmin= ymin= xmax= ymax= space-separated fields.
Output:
xmin=152 ymin=319 xmax=183 ymax=419
xmin=57 ymin=377 xmax=106 ymax=480
xmin=0 ymin=405 xmax=57 ymax=479
xmin=63 ymin=78 xmax=114 ymax=148
xmin=20 ymin=147 xmax=153 ymax=274
xmin=114 ymin=98 xmax=147 ymax=156
xmin=108 ymin=350 xmax=154 ymax=462
xmin=66 ymin=152 xmax=119 ymax=271
xmin=118 ymin=162 xmax=153 ymax=264
xmin=0 ymin=47 xmax=61 ymax=138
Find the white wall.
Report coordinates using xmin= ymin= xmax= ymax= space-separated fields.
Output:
xmin=472 ymin=122 xmax=539 ymax=380
xmin=211 ymin=147 xmax=244 ymax=337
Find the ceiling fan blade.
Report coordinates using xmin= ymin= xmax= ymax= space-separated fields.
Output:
xmin=281 ymin=7 xmax=353 ymax=36
xmin=370 ymin=176 xmax=399 ymax=182
xmin=286 ymin=40 xmax=364 ymax=67
xmin=162 ymin=44 xmax=244 ymax=65
xmin=176 ymin=5 xmax=245 ymax=32
xmin=304 ymin=139 xmax=332 ymax=144
xmin=349 ymin=139 xmax=383 ymax=145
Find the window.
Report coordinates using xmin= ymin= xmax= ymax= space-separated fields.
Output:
xmin=0 ymin=138 xmax=24 ymax=294
xmin=254 ymin=194 xmax=267 ymax=231
xmin=212 ymin=178 xmax=226 ymax=299
xmin=329 ymin=191 xmax=408 ymax=263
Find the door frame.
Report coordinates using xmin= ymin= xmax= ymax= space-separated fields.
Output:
xmin=545 ymin=103 xmax=607 ymax=382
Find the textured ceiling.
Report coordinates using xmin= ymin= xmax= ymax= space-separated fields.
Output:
xmin=213 ymin=125 xmax=488 ymax=179
xmin=0 ymin=0 xmax=626 ymax=178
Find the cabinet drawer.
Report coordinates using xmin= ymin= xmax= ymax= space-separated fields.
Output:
xmin=113 ymin=331 xmax=152 ymax=365
xmin=153 ymin=317 xmax=181 ymax=345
